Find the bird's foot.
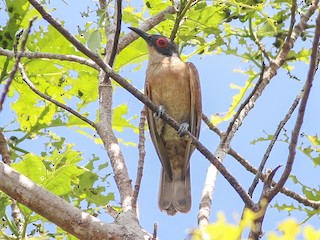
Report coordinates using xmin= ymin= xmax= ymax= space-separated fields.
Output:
xmin=178 ymin=123 xmax=189 ymax=137
xmin=153 ymin=105 xmax=165 ymax=119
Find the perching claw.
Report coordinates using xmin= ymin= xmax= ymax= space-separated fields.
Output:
xmin=178 ymin=123 xmax=189 ymax=137
xmin=153 ymin=105 xmax=165 ymax=119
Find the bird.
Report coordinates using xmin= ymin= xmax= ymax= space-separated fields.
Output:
xmin=129 ymin=27 xmax=202 ymax=215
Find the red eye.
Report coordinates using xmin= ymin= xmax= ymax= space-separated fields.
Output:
xmin=156 ymin=37 xmax=168 ymax=48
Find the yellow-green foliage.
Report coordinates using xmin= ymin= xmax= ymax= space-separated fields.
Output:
xmin=191 ymin=211 xmax=320 ymax=240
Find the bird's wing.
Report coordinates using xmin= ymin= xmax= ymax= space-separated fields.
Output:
xmin=187 ymin=62 xmax=202 ymax=153
xmin=145 ymin=81 xmax=173 ymax=180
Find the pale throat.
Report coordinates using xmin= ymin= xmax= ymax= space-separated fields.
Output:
xmin=147 ymin=46 xmax=181 ymax=66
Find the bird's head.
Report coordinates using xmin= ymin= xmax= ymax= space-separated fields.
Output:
xmin=129 ymin=27 xmax=179 ymax=57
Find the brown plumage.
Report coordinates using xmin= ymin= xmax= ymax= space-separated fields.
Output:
xmin=129 ymin=27 xmax=202 ymax=215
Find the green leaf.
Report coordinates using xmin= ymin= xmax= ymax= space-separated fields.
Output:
xmin=74 ymin=171 xmax=114 ymax=207
xmin=82 ymin=188 xmax=114 ymax=206
xmin=287 ymin=48 xmax=311 ymax=63
xmin=114 ymin=39 xmax=148 ymax=71
xmin=11 ymin=153 xmax=46 ymax=183
xmin=143 ymin=0 xmax=171 ymax=16
xmin=123 ymin=6 xmax=140 ymax=25
xmin=1 ymin=0 xmax=29 ymax=50
xmin=12 ymin=146 xmax=85 ymax=196
xmin=87 ymin=29 xmax=101 ymax=53
xmin=273 ymin=202 xmax=298 ymax=213
xmin=44 ymin=164 xmax=85 ymax=195
xmin=113 ymin=104 xmax=137 ymax=132
xmin=297 ymin=134 xmax=320 ymax=166
xmin=0 ymin=194 xmax=11 ymax=218
xmin=78 ymin=171 xmax=99 ymax=189
xmin=302 ymin=186 xmax=320 ymax=201
xmin=250 ymin=134 xmax=274 ymax=145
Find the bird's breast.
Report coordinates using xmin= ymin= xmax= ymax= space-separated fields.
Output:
xmin=146 ymin=59 xmax=191 ymax=123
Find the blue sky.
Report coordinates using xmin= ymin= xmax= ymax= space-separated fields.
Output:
xmin=1 ymin=1 xmax=320 ymax=239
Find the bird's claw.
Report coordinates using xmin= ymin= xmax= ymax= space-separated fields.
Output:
xmin=153 ymin=105 xmax=165 ymax=119
xmin=178 ymin=123 xmax=189 ymax=137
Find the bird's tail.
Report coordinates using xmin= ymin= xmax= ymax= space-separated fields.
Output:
xmin=158 ymin=167 xmax=191 ymax=215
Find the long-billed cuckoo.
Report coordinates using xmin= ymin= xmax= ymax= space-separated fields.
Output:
xmin=129 ymin=27 xmax=202 ymax=215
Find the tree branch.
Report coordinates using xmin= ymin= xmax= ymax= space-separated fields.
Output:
xmin=197 ymin=1 xmax=319 ymax=227
xmin=228 ymin=147 xmax=320 ymax=209
xmin=269 ymin=7 xmax=320 ymax=200
xmin=0 ymin=48 xmax=99 ymax=70
xmin=152 ymin=223 xmax=158 ymax=240
xmin=0 ymin=161 xmax=149 ymax=240
xmin=249 ymin=17 xmax=271 ymax=63
xmin=96 ymin=0 xmax=135 ymax=212
xmin=1 ymin=127 xmax=150 ymax=240
xmin=170 ymin=0 xmax=195 ymax=40
xmin=10 ymin=200 xmax=23 ymax=235
xmin=198 ymin=64 xmax=265 ymax=227
xmin=284 ymin=0 xmax=297 ymax=46
xmin=0 ymin=131 xmax=24 ymax=235
xmin=104 ymin=204 xmax=119 ymax=219
xmin=0 ymin=26 xmax=33 ymax=236
xmin=108 ymin=0 xmax=122 ymax=67
xmin=132 ymin=108 xmax=146 ymax=212
xmin=202 ymin=113 xmax=223 ymax=137
xmin=223 ymin=62 xmax=265 ymax=147
xmin=248 ymin=89 xmax=303 ymax=197
xmin=0 ymin=131 xmax=11 ymax=165
xmin=248 ymin=166 xmax=282 ymax=240
xmin=276 ymin=0 xmax=318 ymax=65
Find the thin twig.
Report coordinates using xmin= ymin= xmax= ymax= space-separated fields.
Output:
xmin=13 ymin=30 xmax=25 ymax=56
xmin=132 ymin=108 xmax=146 ymax=212
xmin=99 ymin=0 xmax=106 ymax=10
xmin=18 ymin=63 xmax=96 ymax=128
xmin=170 ymin=0 xmax=194 ymax=40
xmin=201 ymin=113 xmax=223 ymax=137
xmin=198 ymin=64 xmax=264 ymax=228
xmin=284 ymin=0 xmax=297 ymax=47
xmin=0 ymin=48 xmax=99 ymax=70
xmin=108 ymin=0 xmax=122 ymax=67
xmin=222 ymin=62 xmax=265 ymax=147
xmin=0 ymin=18 xmax=36 ymax=112
xmin=152 ymin=223 xmax=158 ymax=240
xmin=248 ymin=166 xmax=282 ymax=240
xmin=276 ymin=1 xmax=318 ymax=66
xmin=223 ymin=1 xmax=319 ymax=147
xmin=269 ymin=8 xmax=320 ymax=200
xmin=11 ymin=200 xmax=23 ymax=234
xmin=228 ymin=148 xmax=256 ymax=174
xmin=0 ymin=131 xmax=11 ymax=165
xmin=248 ymin=89 xmax=303 ymax=197
xmin=249 ymin=17 xmax=271 ymax=63
xmin=104 ymin=204 xmax=119 ymax=219
xmin=228 ymin=147 xmax=320 ymax=209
